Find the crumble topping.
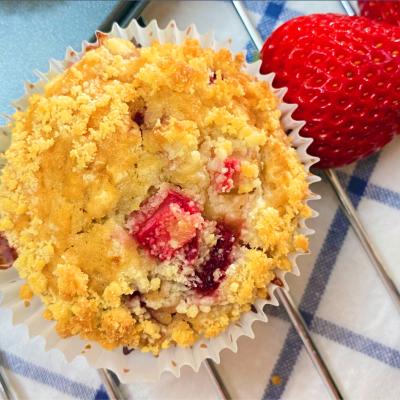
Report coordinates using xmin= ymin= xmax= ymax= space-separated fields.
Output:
xmin=0 ymin=38 xmax=310 ymax=353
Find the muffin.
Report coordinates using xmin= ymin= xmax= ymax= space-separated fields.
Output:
xmin=0 ymin=37 xmax=311 ymax=354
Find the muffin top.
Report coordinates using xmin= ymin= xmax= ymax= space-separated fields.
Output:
xmin=0 ymin=37 xmax=310 ymax=353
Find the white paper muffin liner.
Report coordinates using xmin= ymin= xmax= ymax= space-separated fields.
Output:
xmin=0 ymin=20 xmax=320 ymax=383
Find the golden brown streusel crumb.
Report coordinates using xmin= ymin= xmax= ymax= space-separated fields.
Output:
xmin=0 ymin=38 xmax=310 ymax=354
xmin=271 ymin=375 xmax=282 ymax=385
xmin=19 ymin=283 xmax=33 ymax=301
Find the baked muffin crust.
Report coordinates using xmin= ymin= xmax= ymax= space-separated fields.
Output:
xmin=0 ymin=38 xmax=311 ymax=353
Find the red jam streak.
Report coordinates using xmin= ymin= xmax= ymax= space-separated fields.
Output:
xmin=184 ymin=234 xmax=200 ymax=264
xmin=193 ymin=223 xmax=236 ymax=296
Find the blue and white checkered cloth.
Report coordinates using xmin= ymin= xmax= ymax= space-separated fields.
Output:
xmin=1 ymin=1 xmax=399 ymax=399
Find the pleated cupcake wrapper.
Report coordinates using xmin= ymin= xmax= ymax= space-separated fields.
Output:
xmin=0 ymin=20 xmax=320 ymax=383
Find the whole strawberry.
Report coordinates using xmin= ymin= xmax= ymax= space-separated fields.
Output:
xmin=359 ymin=1 xmax=400 ymax=27
xmin=260 ymin=14 xmax=400 ymax=168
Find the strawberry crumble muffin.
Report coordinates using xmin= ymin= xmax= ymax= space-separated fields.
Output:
xmin=0 ymin=37 xmax=311 ymax=354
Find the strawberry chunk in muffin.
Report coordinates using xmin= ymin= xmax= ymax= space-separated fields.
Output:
xmin=127 ymin=189 xmax=204 ymax=261
xmin=213 ymin=158 xmax=241 ymax=193
xmin=193 ymin=222 xmax=236 ymax=295
xmin=128 ymin=187 xmax=237 ymax=296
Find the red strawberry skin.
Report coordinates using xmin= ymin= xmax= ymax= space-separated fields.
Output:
xmin=260 ymin=13 xmax=400 ymax=168
xmin=359 ymin=1 xmax=400 ymax=27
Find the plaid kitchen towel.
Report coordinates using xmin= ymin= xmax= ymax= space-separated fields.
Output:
xmin=1 ymin=1 xmax=400 ymax=399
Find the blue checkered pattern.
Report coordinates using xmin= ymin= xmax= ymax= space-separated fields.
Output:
xmin=0 ymin=352 xmax=107 ymax=399
xmin=1 ymin=1 xmax=399 ymax=399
